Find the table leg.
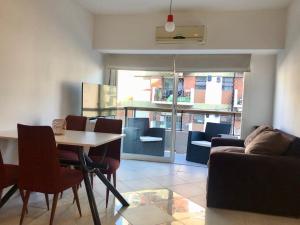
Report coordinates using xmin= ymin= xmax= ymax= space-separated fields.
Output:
xmin=78 ymin=151 xmax=102 ymax=225
xmin=0 ymin=184 xmax=18 ymax=208
xmin=84 ymin=154 xmax=129 ymax=207
xmin=94 ymin=169 xmax=129 ymax=207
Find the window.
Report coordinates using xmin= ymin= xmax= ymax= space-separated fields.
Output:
xmin=162 ymin=78 xmax=173 ymax=100
xmin=163 ymin=78 xmax=173 ymax=91
xmin=222 ymin=77 xmax=234 ymax=91
xmin=195 ymin=76 xmax=206 ymax=90
xmin=164 ymin=114 xmax=182 ymax=130
xmin=193 ymin=114 xmax=205 ymax=124
xmin=220 ymin=115 xmax=232 ymax=124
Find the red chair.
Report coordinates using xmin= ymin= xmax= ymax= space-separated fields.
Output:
xmin=17 ymin=124 xmax=83 ymax=225
xmin=0 ymin=150 xmax=19 ymax=203
xmin=88 ymin=118 xmax=122 ymax=207
xmin=58 ymin=115 xmax=87 ymax=164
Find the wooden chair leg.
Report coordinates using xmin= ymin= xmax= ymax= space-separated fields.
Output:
xmin=72 ymin=185 xmax=80 ymax=204
xmin=19 ymin=189 xmax=28 ymax=214
xmin=72 ymin=186 xmax=82 ymax=217
xmin=45 ymin=194 xmax=50 ymax=210
xmin=20 ymin=191 xmax=30 ymax=225
xmin=50 ymin=194 xmax=59 ymax=225
xmin=106 ymin=173 xmax=111 ymax=208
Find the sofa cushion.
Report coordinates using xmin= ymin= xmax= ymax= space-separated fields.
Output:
xmin=244 ymin=125 xmax=273 ymax=147
xmin=211 ymin=146 xmax=245 ymax=154
xmin=140 ymin=136 xmax=162 ymax=142
xmin=191 ymin=140 xmax=211 ymax=148
xmin=245 ymin=130 xmax=292 ymax=155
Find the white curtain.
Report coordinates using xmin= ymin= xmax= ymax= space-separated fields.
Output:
xmin=104 ymin=68 xmax=118 ymax=85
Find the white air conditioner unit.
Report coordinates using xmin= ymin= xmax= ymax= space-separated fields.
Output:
xmin=156 ymin=25 xmax=206 ymax=44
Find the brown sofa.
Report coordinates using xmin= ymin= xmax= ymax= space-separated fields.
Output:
xmin=207 ymin=130 xmax=300 ymax=217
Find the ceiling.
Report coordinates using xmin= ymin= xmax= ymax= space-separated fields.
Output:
xmin=76 ymin=0 xmax=292 ymax=14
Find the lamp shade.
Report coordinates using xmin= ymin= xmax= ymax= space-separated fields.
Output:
xmin=165 ymin=14 xmax=175 ymax=32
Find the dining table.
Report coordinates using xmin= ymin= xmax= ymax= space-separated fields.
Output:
xmin=0 ymin=129 xmax=129 ymax=225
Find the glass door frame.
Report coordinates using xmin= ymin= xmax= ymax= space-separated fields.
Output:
xmin=170 ymin=56 xmax=178 ymax=163
xmin=120 ymin=56 xmax=178 ymax=163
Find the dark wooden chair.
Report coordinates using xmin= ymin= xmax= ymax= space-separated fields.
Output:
xmin=17 ymin=124 xmax=83 ymax=225
xmin=88 ymin=118 xmax=122 ymax=207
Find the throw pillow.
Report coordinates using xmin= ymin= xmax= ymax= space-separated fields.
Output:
xmin=245 ymin=130 xmax=292 ymax=155
xmin=244 ymin=125 xmax=273 ymax=147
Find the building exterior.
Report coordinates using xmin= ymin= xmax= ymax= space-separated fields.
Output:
xmin=115 ymin=70 xmax=244 ymax=136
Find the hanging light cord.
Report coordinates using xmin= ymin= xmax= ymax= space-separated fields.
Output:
xmin=169 ymin=0 xmax=173 ymax=14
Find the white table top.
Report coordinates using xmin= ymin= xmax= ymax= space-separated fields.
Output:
xmin=0 ymin=130 xmax=125 ymax=148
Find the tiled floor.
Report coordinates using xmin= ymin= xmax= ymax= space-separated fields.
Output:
xmin=174 ymin=153 xmax=203 ymax=167
xmin=1 ymin=160 xmax=300 ymax=225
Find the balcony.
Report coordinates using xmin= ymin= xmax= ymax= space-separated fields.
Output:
xmin=110 ymin=106 xmax=241 ymax=162
xmin=151 ymin=87 xmax=195 ymax=106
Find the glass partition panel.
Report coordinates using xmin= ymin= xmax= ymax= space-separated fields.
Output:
xmin=115 ymin=70 xmax=176 ymax=162
xmin=113 ymin=69 xmax=244 ymax=164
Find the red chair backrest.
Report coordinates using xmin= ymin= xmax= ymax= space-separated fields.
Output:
xmin=17 ymin=124 xmax=60 ymax=192
xmin=58 ymin=115 xmax=87 ymax=151
xmin=94 ymin=118 xmax=122 ymax=161
xmin=65 ymin=115 xmax=87 ymax=131
xmin=0 ymin=151 xmax=4 ymax=186
xmin=0 ymin=150 xmax=3 ymax=164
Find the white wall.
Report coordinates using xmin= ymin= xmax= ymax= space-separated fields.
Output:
xmin=274 ymin=0 xmax=300 ymax=135
xmin=242 ymin=54 xmax=276 ymax=138
xmin=0 ymin=0 xmax=103 ymax=162
xmin=94 ymin=10 xmax=286 ymax=52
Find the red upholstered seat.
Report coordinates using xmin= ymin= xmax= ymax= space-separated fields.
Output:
xmin=17 ymin=124 xmax=83 ymax=225
xmin=89 ymin=156 xmax=120 ymax=174
xmin=88 ymin=118 xmax=122 ymax=207
xmin=59 ymin=148 xmax=79 ymax=162
xmin=57 ymin=115 xmax=87 ymax=163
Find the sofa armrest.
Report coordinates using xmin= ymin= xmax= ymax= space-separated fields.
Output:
xmin=207 ymin=152 xmax=300 ymax=216
xmin=123 ymin=127 xmax=140 ymax=141
xmin=211 ymin=137 xmax=245 ymax=148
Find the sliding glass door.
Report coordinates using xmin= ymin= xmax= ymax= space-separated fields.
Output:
xmin=107 ymin=55 xmax=247 ymax=164
xmin=115 ymin=68 xmax=178 ymax=162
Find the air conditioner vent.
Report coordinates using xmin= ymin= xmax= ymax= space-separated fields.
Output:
xmin=156 ymin=25 xmax=206 ymax=44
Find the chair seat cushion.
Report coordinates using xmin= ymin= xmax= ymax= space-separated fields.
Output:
xmin=59 ymin=149 xmax=79 ymax=161
xmin=140 ymin=136 xmax=163 ymax=142
xmin=0 ymin=164 xmax=18 ymax=189
xmin=191 ymin=141 xmax=212 ymax=148
xmin=56 ymin=168 xmax=83 ymax=193
xmin=89 ymin=156 xmax=120 ymax=174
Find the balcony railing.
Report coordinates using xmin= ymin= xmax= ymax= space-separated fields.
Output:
xmin=99 ymin=106 xmax=241 ymax=135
